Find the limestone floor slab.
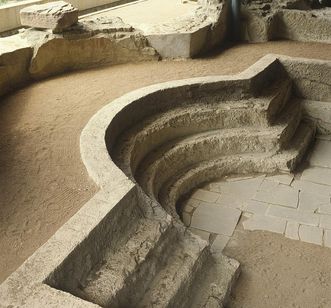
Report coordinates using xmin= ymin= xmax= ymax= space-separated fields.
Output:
xmin=292 ymin=179 xmax=331 ymax=195
xmin=285 ymin=221 xmax=300 ymax=240
xmin=243 ymin=215 xmax=286 ymax=234
xmin=211 ymin=234 xmax=230 ymax=252
xmin=298 ymin=191 xmax=330 ymax=212
xmin=191 ymin=189 xmax=220 ymax=203
xmin=309 ymin=140 xmax=331 ymax=168
xmin=254 ymin=184 xmax=299 ymax=209
xmin=298 ymin=225 xmax=323 ymax=245
xmin=301 ymin=167 xmax=331 ymax=186
xmin=191 ymin=203 xmax=241 ymax=236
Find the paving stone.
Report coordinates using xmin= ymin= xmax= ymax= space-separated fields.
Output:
xmin=254 ymin=184 xmax=299 ymax=209
xmin=320 ymin=215 xmax=331 ymax=230
xmin=208 ymin=183 xmax=222 ymax=193
xmin=215 ymin=193 xmax=246 ymax=210
xmin=182 ymin=212 xmax=192 ymax=227
xmin=298 ymin=191 xmax=330 ymax=212
xmin=309 ymin=140 xmax=331 ymax=168
xmin=285 ymin=221 xmax=300 ymax=240
xmin=182 ymin=203 xmax=195 ymax=214
xmin=191 ymin=189 xmax=220 ymax=203
xmin=191 ymin=203 xmax=241 ymax=236
xmin=215 ymin=176 xmax=264 ymax=209
xmin=292 ymin=179 xmax=331 ymax=196
xmin=189 ymin=227 xmax=211 ymax=242
xmin=301 ymin=167 xmax=331 ymax=186
xmin=317 ymin=135 xmax=331 ymax=141
xmin=298 ymin=225 xmax=323 ymax=245
xmin=324 ymin=229 xmax=331 ymax=248
xmin=225 ymin=175 xmax=256 ymax=182
xmin=211 ymin=234 xmax=230 ymax=252
xmin=267 ymin=205 xmax=320 ymax=226
xmin=243 ymin=215 xmax=286 ymax=234
xmin=318 ymin=204 xmax=331 ymax=215
xmin=259 ymin=179 xmax=279 ymax=192
xmin=244 ymin=199 xmax=269 ymax=215
xmin=265 ymin=173 xmax=294 ymax=185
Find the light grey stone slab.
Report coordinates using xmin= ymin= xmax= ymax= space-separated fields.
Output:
xmin=191 ymin=203 xmax=241 ymax=236
xmin=211 ymin=234 xmax=230 ymax=253
xmin=245 ymin=199 xmax=269 ymax=215
xmin=191 ymin=189 xmax=220 ymax=203
xmin=317 ymin=135 xmax=331 ymax=141
xmin=309 ymin=140 xmax=331 ymax=168
xmin=298 ymin=191 xmax=330 ymax=212
xmin=254 ymin=184 xmax=299 ymax=209
xmin=215 ymin=176 xmax=265 ymax=209
xmin=226 ymin=175 xmax=256 ymax=182
xmin=298 ymin=225 xmax=323 ymax=245
xmin=267 ymin=205 xmax=320 ymax=226
xmin=182 ymin=212 xmax=192 ymax=227
xmin=189 ymin=227 xmax=211 ymax=242
xmin=301 ymin=167 xmax=331 ymax=186
xmin=243 ymin=215 xmax=286 ymax=234
xmin=208 ymin=183 xmax=222 ymax=193
xmin=259 ymin=179 xmax=279 ymax=192
xmin=265 ymin=173 xmax=294 ymax=185
xmin=285 ymin=221 xmax=300 ymax=240
xmin=292 ymin=179 xmax=331 ymax=196
xmin=320 ymin=215 xmax=331 ymax=230
xmin=318 ymin=204 xmax=331 ymax=215
xmin=324 ymin=229 xmax=331 ymax=248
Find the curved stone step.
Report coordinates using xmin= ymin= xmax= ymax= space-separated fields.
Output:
xmin=136 ymin=101 xmax=301 ymax=200
xmin=136 ymin=231 xmax=209 ymax=308
xmin=113 ymin=78 xmax=292 ymax=177
xmin=81 ymin=216 xmax=176 ymax=307
xmin=158 ymin=121 xmax=314 ymax=214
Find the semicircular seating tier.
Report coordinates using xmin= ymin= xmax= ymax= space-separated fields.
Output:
xmin=1 ymin=54 xmax=330 ymax=307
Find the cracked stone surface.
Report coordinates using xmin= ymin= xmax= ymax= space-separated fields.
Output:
xmin=180 ymin=134 xmax=331 ymax=249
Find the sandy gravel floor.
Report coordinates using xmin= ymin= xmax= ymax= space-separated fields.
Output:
xmin=1 ymin=41 xmax=331 ymax=305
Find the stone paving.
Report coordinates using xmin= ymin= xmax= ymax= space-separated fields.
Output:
xmin=181 ymin=135 xmax=331 ymax=251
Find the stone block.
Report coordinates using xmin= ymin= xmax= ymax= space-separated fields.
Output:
xmin=298 ymin=191 xmax=330 ymax=212
xmin=20 ymin=1 xmax=79 ymax=33
xmin=191 ymin=189 xmax=220 ymax=203
xmin=265 ymin=173 xmax=294 ymax=185
xmin=189 ymin=227 xmax=211 ymax=242
xmin=320 ymin=215 xmax=331 ymax=230
xmin=267 ymin=205 xmax=320 ymax=226
xmin=309 ymin=140 xmax=331 ymax=168
xmin=254 ymin=184 xmax=299 ymax=209
xmin=298 ymin=225 xmax=323 ymax=246
xmin=243 ymin=215 xmax=286 ymax=234
xmin=244 ymin=199 xmax=269 ymax=215
xmin=324 ymin=229 xmax=331 ymax=248
xmin=285 ymin=221 xmax=300 ymax=240
xmin=191 ymin=203 xmax=241 ymax=236
xmin=301 ymin=167 xmax=331 ymax=186
xmin=292 ymin=179 xmax=331 ymax=196
xmin=211 ymin=234 xmax=230 ymax=253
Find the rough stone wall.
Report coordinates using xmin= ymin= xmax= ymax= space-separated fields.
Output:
xmin=241 ymin=0 xmax=331 ymax=43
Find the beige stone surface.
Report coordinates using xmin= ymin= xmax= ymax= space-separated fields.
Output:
xmin=20 ymin=1 xmax=79 ymax=32
xmin=243 ymin=215 xmax=286 ymax=234
xmin=298 ymin=224 xmax=323 ymax=245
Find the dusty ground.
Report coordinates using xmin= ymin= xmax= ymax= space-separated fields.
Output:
xmin=226 ymin=223 xmax=331 ymax=308
xmin=1 ymin=41 xmax=331 ymax=304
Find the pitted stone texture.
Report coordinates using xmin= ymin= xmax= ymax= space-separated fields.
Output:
xmin=20 ymin=1 xmax=79 ymax=33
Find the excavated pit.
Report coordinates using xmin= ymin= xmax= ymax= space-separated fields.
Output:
xmin=0 ymin=54 xmax=330 ymax=307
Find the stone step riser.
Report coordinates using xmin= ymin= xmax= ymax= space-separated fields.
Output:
xmin=116 ymin=99 xmax=293 ymax=177
xmin=158 ymin=124 xmax=314 ymax=214
xmin=139 ymin=131 xmax=289 ymax=200
xmin=83 ymin=220 xmax=178 ymax=307
xmin=137 ymin=235 xmax=210 ymax=308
